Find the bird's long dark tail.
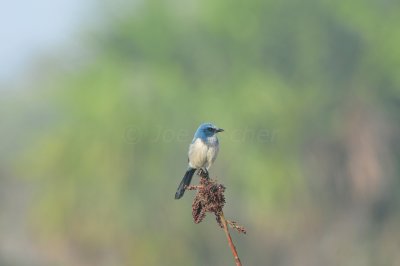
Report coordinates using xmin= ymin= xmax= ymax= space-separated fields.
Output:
xmin=175 ymin=168 xmax=196 ymax=199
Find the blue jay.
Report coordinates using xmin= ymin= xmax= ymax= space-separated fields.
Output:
xmin=175 ymin=123 xmax=224 ymax=199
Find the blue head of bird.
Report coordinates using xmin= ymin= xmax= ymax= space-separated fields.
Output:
xmin=193 ymin=123 xmax=224 ymax=140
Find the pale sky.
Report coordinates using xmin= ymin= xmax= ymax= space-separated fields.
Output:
xmin=0 ymin=0 xmax=90 ymax=82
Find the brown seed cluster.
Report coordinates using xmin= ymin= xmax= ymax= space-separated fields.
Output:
xmin=191 ymin=177 xmax=226 ymax=226
xmin=187 ymin=174 xmax=246 ymax=265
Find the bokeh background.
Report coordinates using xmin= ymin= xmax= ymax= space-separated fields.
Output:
xmin=1 ymin=0 xmax=400 ymax=265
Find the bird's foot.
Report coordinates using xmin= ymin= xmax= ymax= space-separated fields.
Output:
xmin=198 ymin=168 xmax=209 ymax=179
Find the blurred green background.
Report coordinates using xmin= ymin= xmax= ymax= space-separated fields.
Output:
xmin=1 ymin=0 xmax=400 ymax=265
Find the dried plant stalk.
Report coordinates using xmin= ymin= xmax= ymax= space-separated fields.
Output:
xmin=220 ymin=213 xmax=242 ymax=266
xmin=188 ymin=175 xmax=246 ymax=265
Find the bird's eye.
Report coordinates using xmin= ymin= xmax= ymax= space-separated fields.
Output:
xmin=207 ymin=127 xmax=213 ymax=131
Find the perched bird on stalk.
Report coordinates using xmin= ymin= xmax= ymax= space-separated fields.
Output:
xmin=175 ymin=123 xmax=224 ymax=199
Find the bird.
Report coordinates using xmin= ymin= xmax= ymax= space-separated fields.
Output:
xmin=175 ymin=123 xmax=224 ymax=199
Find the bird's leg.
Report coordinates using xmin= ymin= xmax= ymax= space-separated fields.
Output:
xmin=197 ymin=168 xmax=204 ymax=177
xmin=204 ymin=168 xmax=209 ymax=178
xmin=198 ymin=168 xmax=209 ymax=179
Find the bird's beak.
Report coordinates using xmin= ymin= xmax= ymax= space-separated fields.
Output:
xmin=216 ymin=128 xmax=224 ymax=133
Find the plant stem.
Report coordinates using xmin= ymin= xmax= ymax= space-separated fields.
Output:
xmin=220 ymin=212 xmax=242 ymax=266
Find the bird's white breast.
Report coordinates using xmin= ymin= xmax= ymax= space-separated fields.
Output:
xmin=188 ymin=138 xmax=219 ymax=169
xmin=188 ymin=138 xmax=208 ymax=168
